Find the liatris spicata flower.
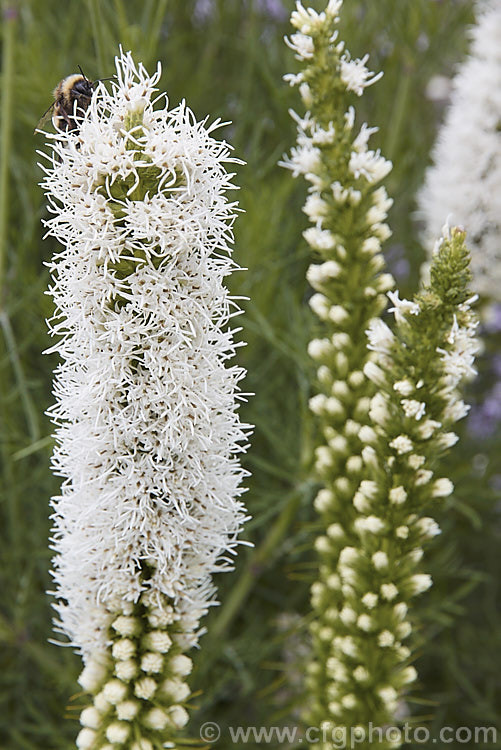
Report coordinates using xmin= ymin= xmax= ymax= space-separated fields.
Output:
xmin=360 ymin=226 xmax=479 ymax=734
xmin=418 ymin=0 xmax=501 ymax=303
xmin=282 ymin=0 xmax=393 ymax=735
xmin=39 ymin=49 xmax=249 ymax=749
xmin=282 ymin=3 xmax=478 ymax=744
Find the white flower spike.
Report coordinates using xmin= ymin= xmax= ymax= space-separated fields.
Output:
xmin=40 ymin=48 xmax=250 ymax=747
xmin=418 ymin=0 xmax=501 ymax=303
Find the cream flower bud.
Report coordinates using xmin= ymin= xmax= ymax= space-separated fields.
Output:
xmin=401 ymin=399 xmax=426 ymax=420
xmin=348 ymin=370 xmax=365 ymax=387
xmin=436 ymin=431 xmax=459 ymax=449
xmin=416 ymin=517 xmax=441 ymax=538
xmin=400 ymin=666 xmax=418 ymax=684
xmin=112 ymin=616 xmax=139 ymax=637
xmin=361 ymin=445 xmax=378 ymax=467
xmin=358 ymin=424 xmax=378 ymax=444
xmin=363 ymin=361 xmax=386 ymax=388
xmin=339 ymin=636 xmax=358 ymax=658
xmin=353 ymin=666 xmax=369 ymax=682
xmin=353 ymin=491 xmax=371 ymax=513
xmin=357 ymin=614 xmax=372 ymax=632
xmin=372 ymin=551 xmax=389 ymax=570
xmin=76 ymin=728 xmax=97 ymax=750
xmin=141 ymin=652 xmax=164 ymax=674
xmin=341 ymin=694 xmax=357 ymax=709
xmin=339 ymin=607 xmax=357 ymax=626
xmin=389 ymin=435 xmax=413 ymax=455
xmin=396 ymin=621 xmax=412 ymax=640
xmin=304 ymin=227 xmax=336 ymax=250
xmin=169 ymin=654 xmax=193 ymax=677
xmin=326 ymin=574 xmax=341 ymax=590
xmin=369 ymin=392 xmax=391 ymax=424
xmin=112 ymin=639 xmax=136 ymax=661
xmin=78 ymin=658 xmax=107 ymax=691
xmin=339 ymin=546 xmax=359 ymax=566
xmin=94 ymin=692 xmax=111 ymax=712
xmin=131 ymin=740 xmax=153 ymax=750
xmin=378 ymin=630 xmax=395 ymax=647
xmin=389 ymin=486 xmax=407 ymax=505
xmin=116 ymin=700 xmax=140 ymax=721
xmin=410 ymin=573 xmax=433 ymax=595
xmin=115 ymin=659 xmax=137 ymax=682
xmin=144 ymin=707 xmax=170 ymax=730
xmin=408 ymin=454 xmax=425 ymax=470
xmin=106 ymin=722 xmax=130 ymax=744
xmin=161 ymin=679 xmax=191 ymax=702
xmin=361 ymin=592 xmax=378 ymax=609
xmin=134 ymin=677 xmax=157 ymax=700
xmin=378 ymin=686 xmax=398 ymax=705
xmin=393 ymin=602 xmax=408 ymax=620
xmin=80 ymin=707 xmax=101 ymax=729
xmin=308 ymin=337 xmax=333 ymax=360
xmin=315 ymin=535 xmax=331 ymax=554
xmin=144 ymin=631 xmax=172 ymax=653
xmin=432 ymin=478 xmax=454 ymax=497
xmin=103 ymin=679 xmax=128 ymax=705
xmin=380 ymin=583 xmax=398 ymax=601
xmin=415 ymin=469 xmax=433 ymax=486
xmin=347 ymin=456 xmax=363 ymax=474
xmin=309 ymin=293 xmax=331 ymax=320
xmin=359 ymin=479 xmax=378 ymax=499
xmin=314 ymin=488 xmax=335 ymax=512
xmin=419 ymin=419 xmax=442 ymax=439
xmin=327 ymin=523 xmax=344 ymax=540
xmin=393 ymin=379 xmax=413 ymax=396
xmin=169 ymin=705 xmax=190 ymax=729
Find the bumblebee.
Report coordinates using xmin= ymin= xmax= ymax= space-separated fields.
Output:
xmin=36 ymin=67 xmax=111 ymax=134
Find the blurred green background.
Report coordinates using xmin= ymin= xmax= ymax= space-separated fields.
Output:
xmin=1 ymin=0 xmax=500 ymax=748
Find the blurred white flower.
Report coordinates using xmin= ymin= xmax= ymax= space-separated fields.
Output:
xmin=418 ymin=0 xmax=501 ymax=301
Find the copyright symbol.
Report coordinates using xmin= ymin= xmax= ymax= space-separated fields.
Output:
xmin=200 ymin=721 xmax=221 ymax=743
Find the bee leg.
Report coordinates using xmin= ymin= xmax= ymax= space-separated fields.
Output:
xmin=58 ymin=107 xmax=74 ymax=132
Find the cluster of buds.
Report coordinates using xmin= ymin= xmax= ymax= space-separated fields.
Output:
xmin=76 ymin=592 xmax=193 ymax=749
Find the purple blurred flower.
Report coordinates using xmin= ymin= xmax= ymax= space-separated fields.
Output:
xmin=193 ymin=0 xmax=214 ymax=24
xmin=484 ymin=304 xmax=501 ymax=334
xmin=254 ymin=0 xmax=288 ymax=21
xmin=385 ymin=243 xmax=410 ymax=282
xmin=468 ymin=381 xmax=501 ymax=438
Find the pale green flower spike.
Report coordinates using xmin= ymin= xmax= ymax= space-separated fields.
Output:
xmin=283 ymin=2 xmax=478 ymax=747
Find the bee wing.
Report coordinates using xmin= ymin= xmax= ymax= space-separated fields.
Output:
xmin=34 ymin=102 xmax=55 ymax=133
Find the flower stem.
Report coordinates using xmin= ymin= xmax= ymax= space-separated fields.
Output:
xmin=209 ymin=490 xmax=303 ymax=642
xmin=86 ymin=0 xmax=108 ymax=78
xmin=0 ymin=2 xmax=17 ymax=296
xmin=0 ymin=311 xmax=40 ymax=441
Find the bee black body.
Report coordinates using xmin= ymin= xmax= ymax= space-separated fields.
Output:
xmin=36 ymin=69 xmax=114 ymax=135
xmin=52 ymin=74 xmax=95 ymax=133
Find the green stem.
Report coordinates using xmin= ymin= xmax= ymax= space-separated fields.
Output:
xmin=0 ymin=311 xmax=40 ymax=442
xmin=0 ymin=1 xmax=16 ymax=294
xmin=145 ymin=0 xmax=169 ymax=66
xmin=384 ymin=61 xmax=412 ymax=163
xmin=0 ymin=3 xmax=18 ymax=549
xmin=209 ymin=490 xmax=302 ymax=642
xmin=87 ymin=0 xmax=107 ymax=78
